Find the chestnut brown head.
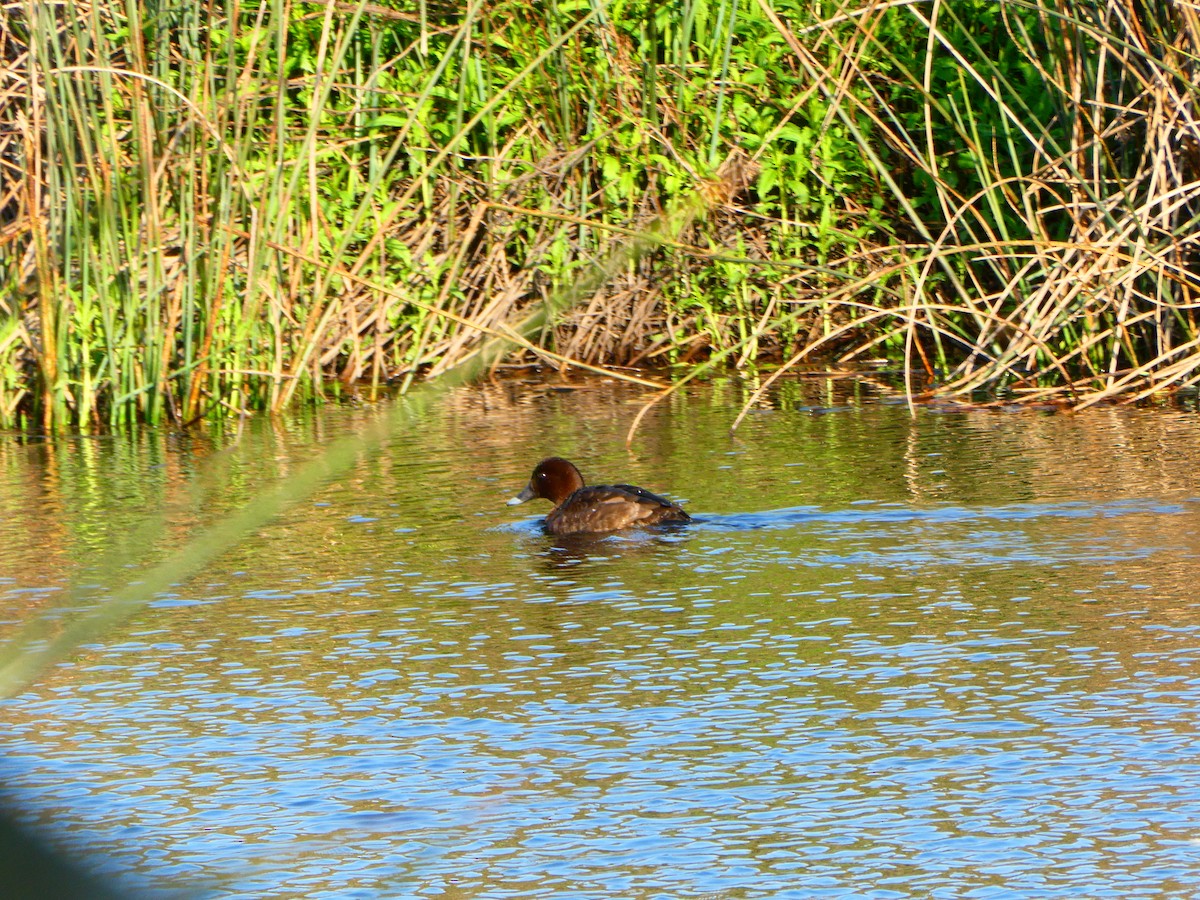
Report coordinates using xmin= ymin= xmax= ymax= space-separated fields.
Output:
xmin=508 ymin=457 xmax=586 ymax=507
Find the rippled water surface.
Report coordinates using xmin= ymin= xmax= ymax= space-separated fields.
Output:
xmin=3 ymin=377 xmax=1200 ymax=898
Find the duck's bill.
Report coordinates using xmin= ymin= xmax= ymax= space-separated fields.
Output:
xmin=507 ymin=485 xmax=535 ymax=506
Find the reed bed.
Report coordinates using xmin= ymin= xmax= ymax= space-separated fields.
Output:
xmin=1 ymin=0 xmax=1197 ymax=430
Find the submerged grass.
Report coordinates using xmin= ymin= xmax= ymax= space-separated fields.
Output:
xmin=1 ymin=0 xmax=1198 ymax=430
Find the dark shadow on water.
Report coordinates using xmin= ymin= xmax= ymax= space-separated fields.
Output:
xmin=0 ymin=804 xmax=200 ymax=900
xmin=495 ymin=517 xmax=692 ymax=569
xmin=540 ymin=526 xmax=692 ymax=570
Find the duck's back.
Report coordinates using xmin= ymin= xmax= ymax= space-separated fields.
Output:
xmin=545 ymin=484 xmax=691 ymax=535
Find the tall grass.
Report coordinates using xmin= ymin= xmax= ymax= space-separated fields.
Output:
xmin=741 ymin=0 xmax=1200 ymax=412
xmin=1 ymin=0 xmax=1198 ymax=431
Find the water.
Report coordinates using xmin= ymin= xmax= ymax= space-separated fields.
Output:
xmin=2 ymin=376 xmax=1200 ymax=898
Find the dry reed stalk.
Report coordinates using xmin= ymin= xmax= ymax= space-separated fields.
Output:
xmin=6 ymin=0 xmax=1200 ymax=432
xmin=720 ymin=0 xmax=1200 ymax=422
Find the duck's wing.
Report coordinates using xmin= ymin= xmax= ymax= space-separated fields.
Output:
xmin=610 ymin=484 xmax=679 ymax=507
xmin=611 ymin=484 xmax=691 ymax=521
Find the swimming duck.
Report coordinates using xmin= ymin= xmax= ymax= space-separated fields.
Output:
xmin=508 ymin=457 xmax=691 ymax=536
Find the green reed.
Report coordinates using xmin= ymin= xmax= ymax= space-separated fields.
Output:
xmin=1 ymin=0 xmax=1198 ymax=431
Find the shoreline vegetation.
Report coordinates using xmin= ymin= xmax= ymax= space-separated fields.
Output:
xmin=1 ymin=0 xmax=1198 ymax=431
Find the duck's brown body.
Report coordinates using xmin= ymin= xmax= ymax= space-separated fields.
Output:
xmin=508 ymin=458 xmax=691 ymax=536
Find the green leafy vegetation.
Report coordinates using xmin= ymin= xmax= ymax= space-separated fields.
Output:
xmin=1 ymin=0 xmax=1197 ymax=430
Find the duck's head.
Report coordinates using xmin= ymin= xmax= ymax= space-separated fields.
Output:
xmin=507 ymin=457 xmax=585 ymax=507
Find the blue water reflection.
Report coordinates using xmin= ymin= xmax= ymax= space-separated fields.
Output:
xmin=2 ymin=380 xmax=1200 ymax=897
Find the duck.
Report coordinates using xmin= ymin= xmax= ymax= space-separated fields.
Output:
xmin=507 ymin=457 xmax=691 ymax=536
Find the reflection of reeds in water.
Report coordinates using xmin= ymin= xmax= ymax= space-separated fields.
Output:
xmin=2 ymin=2 xmax=1199 ymax=430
